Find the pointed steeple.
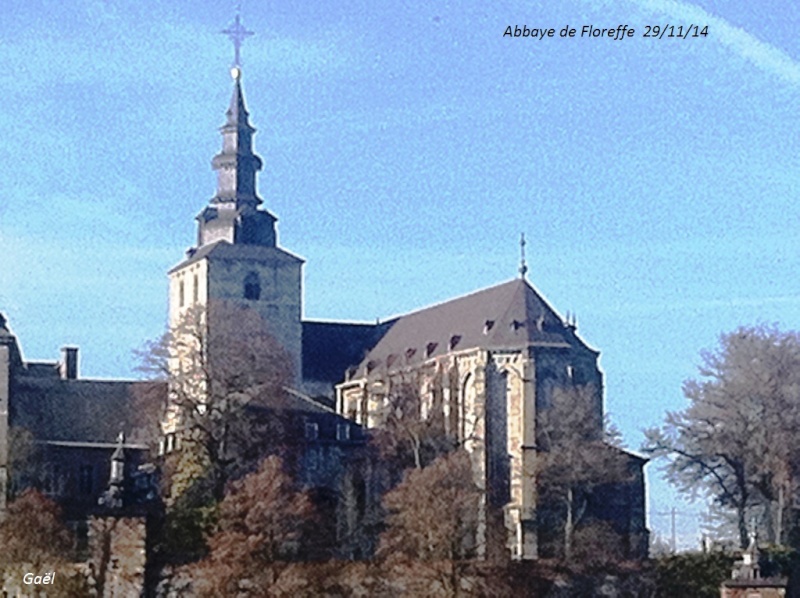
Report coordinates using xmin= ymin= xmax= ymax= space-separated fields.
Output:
xmin=194 ymin=9 xmax=278 ymax=249
xmin=195 ymin=74 xmax=277 ymax=247
xmin=225 ymin=70 xmax=251 ymax=130
xmin=210 ymin=68 xmax=263 ymax=209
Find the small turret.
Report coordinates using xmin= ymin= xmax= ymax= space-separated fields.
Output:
xmin=98 ymin=432 xmax=126 ymax=510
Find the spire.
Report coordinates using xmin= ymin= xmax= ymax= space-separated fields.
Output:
xmin=195 ymin=7 xmax=277 ymax=248
xmin=209 ymin=69 xmax=263 ymax=210
xmin=110 ymin=431 xmax=125 ymax=485
xmin=226 ymin=70 xmax=250 ymax=128
xmin=519 ymin=233 xmax=528 ymax=279
xmin=98 ymin=431 xmax=126 ymax=510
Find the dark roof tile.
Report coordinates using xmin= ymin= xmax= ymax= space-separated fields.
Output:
xmin=10 ymin=378 xmax=149 ymax=443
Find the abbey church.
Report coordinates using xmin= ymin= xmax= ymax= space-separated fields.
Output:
xmin=0 ymin=45 xmax=647 ymax=563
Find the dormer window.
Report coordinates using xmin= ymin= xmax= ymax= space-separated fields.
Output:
xmin=449 ymin=335 xmax=462 ymax=350
xmin=484 ymin=320 xmax=495 ymax=334
xmin=425 ymin=342 xmax=438 ymax=358
xmin=244 ymin=272 xmax=261 ymax=301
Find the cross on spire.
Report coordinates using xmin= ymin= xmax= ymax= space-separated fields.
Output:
xmin=519 ymin=233 xmax=528 ymax=279
xmin=222 ymin=4 xmax=254 ymax=68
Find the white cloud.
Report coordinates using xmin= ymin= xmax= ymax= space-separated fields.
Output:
xmin=633 ymin=0 xmax=800 ymax=86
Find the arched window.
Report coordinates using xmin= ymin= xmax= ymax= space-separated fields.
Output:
xmin=244 ymin=272 xmax=260 ymax=301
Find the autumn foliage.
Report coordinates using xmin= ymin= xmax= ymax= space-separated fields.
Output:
xmin=380 ymin=450 xmax=480 ymax=562
xmin=184 ymin=455 xmax=317 ymax=596
xmin=0 ymin=489 xmax=75 ymax=567
xmin=0 ymin=489 xmax=89 ymax=595
xmin=376 ymin=450 xmax=494 ymax=597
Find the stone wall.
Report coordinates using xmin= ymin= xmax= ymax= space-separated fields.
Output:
xmin=87 ymin=515 xmax=147 ymax=597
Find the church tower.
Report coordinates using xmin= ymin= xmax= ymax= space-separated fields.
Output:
xmin=167 ymin=60 xmax=303 ymax=386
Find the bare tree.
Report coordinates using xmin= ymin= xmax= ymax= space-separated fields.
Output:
xmin=645 ymin=325 xmax=800 ymax=548
xmin=138 ymin=301 xmax=293 ymax=503
xmin=536 ymin=384 xmax=629 ymax=561
xmin=369 ymin=374 xmax=459 ymax=472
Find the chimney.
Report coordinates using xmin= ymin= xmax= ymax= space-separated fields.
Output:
xmin=60 ymin=347 xmax=78 ymax=380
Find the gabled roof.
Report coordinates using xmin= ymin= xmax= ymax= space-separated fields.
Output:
xmin=169 ymin=240 xmax=304 ymax=273
xmin=302 ymin=319 xmax=395 ymax=383
xmin=353 ymin=279 xmax=595 ymax=376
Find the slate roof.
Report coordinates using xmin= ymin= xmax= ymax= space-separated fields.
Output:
xmin=169 ymin=240 xmax=303 ymax=273
xmin=302 ymin=320 xmax=395 ymax=383
xmin=10 ymin=377 xmax=150 ymax=443
xmin=354 ymin=279 xmax=595 ymax=375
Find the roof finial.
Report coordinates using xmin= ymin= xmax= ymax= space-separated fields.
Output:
xmin=519 ymin=233 xmax=528 ymax=279
xmin=222 ymin=2 xmax=254 ymax=75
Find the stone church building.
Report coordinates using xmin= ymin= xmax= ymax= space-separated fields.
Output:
xmin=162 ymin=63 xmax=648 ymax=560
xmin=1 ymin=54 xmax=647 ymax=563
xmin=336 ymin=278 xmax=648 ymax=559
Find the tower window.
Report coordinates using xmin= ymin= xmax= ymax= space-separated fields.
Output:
xmin=193 ymin=274 xmax=199 ymax=303
xmin=179 ymin=281 xmax=185 ymax=307
xmin=79 ymin=464 xmax=93 ymax=495
xmin=244 ymin=272 xmax=261 ymax=301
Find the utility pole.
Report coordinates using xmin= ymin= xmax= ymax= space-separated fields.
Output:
xmin=671 ymin=507 xmax=676 ymax=553
xmin=653 ymin=507 xmax=694 ymax=554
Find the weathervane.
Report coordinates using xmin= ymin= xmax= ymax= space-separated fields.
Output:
xmin=222 ymin=2 xmax=254 ymax=70
xmin=519 ymin=233 xmax=528 ymax=279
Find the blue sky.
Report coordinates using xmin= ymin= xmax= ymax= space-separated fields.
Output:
xmin=2 ymin=0 xmax=799 ymax=550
